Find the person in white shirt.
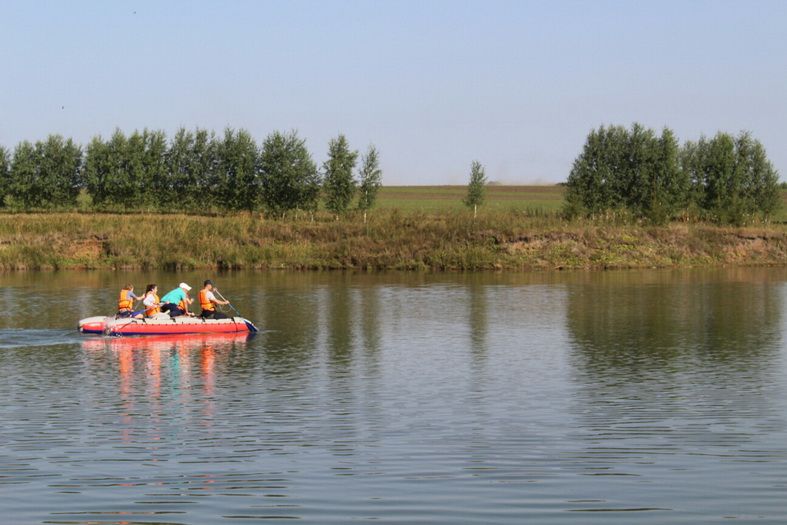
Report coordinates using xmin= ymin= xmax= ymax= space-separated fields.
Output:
xmin=142 ymin=284 xmax=162 ymax=317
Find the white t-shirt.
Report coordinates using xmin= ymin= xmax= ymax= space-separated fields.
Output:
xmin=143 ymin=293 xmax=158 ymax=308
xmin=205 ymin=290 xmax=217 ymax=302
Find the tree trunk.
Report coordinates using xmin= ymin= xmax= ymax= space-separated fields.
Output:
xmin=473 ymin=204 xmax=477 ymax=219
xmin=363 ymin=211 xmax=367 ymax=224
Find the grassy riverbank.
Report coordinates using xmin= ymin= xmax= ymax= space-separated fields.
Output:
xmin=2 ymin=209 xmax=787 ymax=271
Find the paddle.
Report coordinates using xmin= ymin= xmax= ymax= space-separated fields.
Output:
xmin=214 ymin=289 xmax=242 ymax=317
xmin=214 ymin=289 xmax=258 ymax=332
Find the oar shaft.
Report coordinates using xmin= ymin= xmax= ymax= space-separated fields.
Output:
xmin=215 ymin=289 xmax=243 ymax=317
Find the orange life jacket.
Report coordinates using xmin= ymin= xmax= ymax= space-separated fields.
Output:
xmin=178 ymin=295 xmax=189 ymax=312
xmin=199 ymin=289 xmax=214 ymax=312
xmin=144 ymin=293 xmax=160 ymax=317
xmin=118 ymin=289 xmax=133 ymax=311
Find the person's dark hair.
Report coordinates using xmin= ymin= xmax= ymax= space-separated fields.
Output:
xmin=204 ymin=279 xmax=214 ymax=287
xmin=145 ymin=284 xmax=157 ymax=293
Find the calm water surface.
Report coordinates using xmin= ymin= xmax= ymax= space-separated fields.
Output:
xmin=1 ymin=269 xmax=787 ymax=524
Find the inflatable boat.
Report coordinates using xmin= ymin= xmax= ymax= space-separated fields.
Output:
xmin=79 ymin=314 xmax=258 ymax=336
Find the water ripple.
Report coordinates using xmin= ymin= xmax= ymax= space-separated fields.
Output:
xmin=0 ymin=270 xmax=786 ymax=523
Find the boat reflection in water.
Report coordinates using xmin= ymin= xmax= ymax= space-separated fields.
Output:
xmin=80 ymin=331 xmax=252 ymax=353
xmin=80 ymin=332 xmax=253 ymax=443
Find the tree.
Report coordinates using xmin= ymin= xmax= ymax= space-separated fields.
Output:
xmin=682 ymin=132 xmax=781 ymax=223
xmin=0 ymin=146 xmax=11 ymax=207
xmin=166 ymin=127 xmax=219 ymax=210
xmin=735 ymin=132 xmax=780 ymax=219
xmin=215 ymin=128 xmax=260 ymax=211
xmin=8 ymin=141 xmax=38 ymax=208
xmin=645 ymin=128 xmax=687 ymax=224
xmin=166 ymin=128 xmax=196 ymax=208
xmin=82 ymin=130 xmax=139 ymax=208
xmin=564 ymin=125 xmax=631 ymax=216
xmin=679 ymin=138 xmax=707 ymax=216
xmin=5 ymin=137 xmax=81 ymax=209
xmin=106 ymin=130 xmax=135 ymax=206
xmin=464 ymin=160 xmax=487 ymax=218
xmin=36 ymin=135 xmax=82 ymax=208
xmin=259 ymin=130 xmax=320 ymax=217
xmin=564 ymin=123 xmax=688 ymax=222
xmin=323 ymin=134 xmax=358 ymax=217
xmin=83 ymin=135 xmax=112 ymax=207
xmin=141 ymin=129 xmax=168 ymax=208
xmin=357 ymin=145 xmax=383 ymax=223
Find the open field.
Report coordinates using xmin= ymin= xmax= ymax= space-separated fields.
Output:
xmin=0 ymin=184 xmax=783 ymax=219
xmin=376 ymin=185 xmax=566 ymax=212
xmin=376 ymin=185 xmax=787 ymax=221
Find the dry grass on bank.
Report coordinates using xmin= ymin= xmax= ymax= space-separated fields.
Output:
xmin=1 ymin=210 xmax=786 ymax=271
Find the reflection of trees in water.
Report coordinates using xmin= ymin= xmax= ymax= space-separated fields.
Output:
xmin=565 ymin=270 xmax=785 ymax=463
xmin=359 ymin=284 xmax=382 ymax=373
xmin=567 ymin=271 xmax=783 ymax=375
xmin=327 ymin=275 xmax=354 ymax=368
xmin=466 ymin=275 xmax=488 ymax=364
xmin=324 ymin=278 xmax=389 ymax=459
xmin=258 ymin=281 xmax=319 ymax=377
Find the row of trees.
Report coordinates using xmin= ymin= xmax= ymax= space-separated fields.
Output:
xmin=565 ymin=124 xmax=781 ymax=223
xmin=0 ymin=128 xmax=383 ymax=216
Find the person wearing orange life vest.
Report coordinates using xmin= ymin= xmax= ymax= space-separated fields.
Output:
xmin=142 ymin=284 xmax=162 ymax=317
xmin=117 ymin=284 xmax=143 ymax=318
xmin=198 ymin=280 xmax=230 ymax=319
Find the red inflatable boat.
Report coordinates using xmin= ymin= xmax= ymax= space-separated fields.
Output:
xmin=79 ymin=315 xmax=258 ymax=336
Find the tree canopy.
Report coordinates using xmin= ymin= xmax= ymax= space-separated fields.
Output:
xmin=565 ymin=124 xmax=780 ymax=224
xmin=0 ymin=128 xmax=382 ymax=217
xmin=259 ymin=130 xmax=320 ymax=216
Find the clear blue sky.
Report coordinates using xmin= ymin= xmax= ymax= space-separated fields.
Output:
xmin=1 ymin=0 xmax=785 ymax=184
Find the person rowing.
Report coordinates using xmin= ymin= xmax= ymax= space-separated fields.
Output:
xmin=117 ymin=283 xmax=143 ymax=318
xmin=160 ymin=282 xmax=194 ymax=317
xmin=198 ymin=280 xmax=230 ymax=319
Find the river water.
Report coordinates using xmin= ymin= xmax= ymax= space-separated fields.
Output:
xmin=1 ymin=269 xmax=787 ymax=524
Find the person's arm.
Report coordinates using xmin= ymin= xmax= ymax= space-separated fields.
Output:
xmin=207 ymin=290 xmax=229 ymax=306
xmin=182 ymin=292 xmax=193 ymax=315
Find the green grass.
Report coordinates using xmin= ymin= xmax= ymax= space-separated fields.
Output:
xmin=376 ymin=185 xmax=565 ymax=213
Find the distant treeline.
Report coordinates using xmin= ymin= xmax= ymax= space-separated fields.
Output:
xmin=565 ymin=124 xmax=782 ymax=224
xmin=0 ymin=128 xmax=382 ymax=216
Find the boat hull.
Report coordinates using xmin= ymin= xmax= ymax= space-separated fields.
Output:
xmin=79 ymin=315 xmax=258 ymax=336
xmin=79 ymin=316 xmax=108 ymax=334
